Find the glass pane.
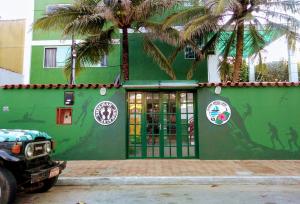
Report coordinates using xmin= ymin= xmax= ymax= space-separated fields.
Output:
xmin=164 ymin=147 xmax=171 ymax=157
xmin=147 ymin=147 xmax=153 ymax=157
xmin=181 ymin=124 xmax=188 ymax=135
xmin=136 ymin=136 xmax=142 ymax=144
xmin=167 ymin=125 xmax=176 ymax=134
xmin=181 ymin=114 xmax=187 ymax=120
xmin=129 ymin=104 xmax=135 ymax=113
xmin=189 ymin=146 xmax=195 ymax=157
xmin=146 ymin=103 xmax=152 ymax=112
xmin=146 ymin=93 xmax=152 ymax=100
xmin=135 ymin=104 xmax=142 ymax=113
xmin=147 ymin=135 xmax=153 ymax=145
xmin=169 ymin=114 xmax=176 ymax=124
xmin=187 ymin=104 xmax=194 ymax=113
xmin=169 ymin=102 xmax=176 ymax=113
xmin=182 ymin=146 xmax=188 ymax=157
xmin=129 ymin=135 xmax=135 ymax=144
xmin=129 ymin=125 xmax=135 ymax=135
xmin=136 ymin=93 xmax=142 ymax=103
xmin=170 ymin=94 xmax=176 ymax=101
xmin=187 ymin=93 xmax=193 ymax=102
xmin=153 ymin=135 xmax=160 ymax=145
xmin=135 ymin=114 xmax=141 ymax=124
xmin=136 ymin=125 xmax=141 ymax=135
xmin=129 ymin=93 xmax=135 ymax=103
xmin=129 ymin=146 xmax=135 ymax=157
xmin=162 ymin=94 xmax=168 ymax=102
xmin=188 ymin=114 xmax=193 ymax=120
xmin=153 ymin=147 xmax=160 ymax=157
xmin=181 ymin=104 xmax=187 ymax=113
xmin=171 ymin=147 xmax=177 ymax=157
xmin=180 ymin=93 xmax=186 ymax=103
xmin=135 ymin=147 xmax=142 ymax=157
xmin=129 ymin=114 xmax=135 ymax=124
xmin=153 ymin=103 xmax=159 ymax=112
xmin=182 ymin=134 xmax=188 ymax=144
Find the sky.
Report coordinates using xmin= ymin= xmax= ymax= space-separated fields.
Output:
xmin=0 ymin=0 xmax=298 ymax=64
xmin=0 ymin=0 xmax=30 ymax=20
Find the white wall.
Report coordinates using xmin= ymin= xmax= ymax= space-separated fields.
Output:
xmin=0 ymin=68 xmax=23 ymax=85
xmin=207 ymin=54 xmax=221 ymax=83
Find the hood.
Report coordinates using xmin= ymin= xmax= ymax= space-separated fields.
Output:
xmin=0 ymin=129 xmax=52 ymax=142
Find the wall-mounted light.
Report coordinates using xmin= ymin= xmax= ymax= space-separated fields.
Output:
xmin=100 ymin=87 xmax=107 ymax=96
xmin=215 ymin=86 xmax=222 ymax=95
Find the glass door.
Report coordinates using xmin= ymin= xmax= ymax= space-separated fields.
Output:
xmin=128 ymin=91 xmax=197 ymax=159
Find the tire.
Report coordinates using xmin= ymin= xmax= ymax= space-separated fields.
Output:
xmin=0 ymin=167 xmax=17 ymax=204
xmin=31 ymin=176 xmax=58 ymax=193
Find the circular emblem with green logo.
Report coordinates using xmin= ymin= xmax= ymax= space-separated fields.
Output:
xmin=206 ymin=100 xmax=231 ymax=125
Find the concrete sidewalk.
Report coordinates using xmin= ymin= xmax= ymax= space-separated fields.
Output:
xmin=57 ymin=160 xmax=300 ymax=185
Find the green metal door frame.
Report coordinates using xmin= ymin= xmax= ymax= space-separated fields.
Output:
xmin=127 ymin=90 xmax=198 ymax=159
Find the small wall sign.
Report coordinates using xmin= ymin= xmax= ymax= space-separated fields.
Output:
xmin=206 ymin=100 xmax=231 ymax=125
xmin=94 ymin=101 xmax=118 ymax=125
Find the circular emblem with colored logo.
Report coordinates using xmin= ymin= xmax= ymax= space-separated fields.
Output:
xmin=206 ymin=100 xmax=231 ymax=125
xmin=94 ymin=101 xmax=118 ymax=125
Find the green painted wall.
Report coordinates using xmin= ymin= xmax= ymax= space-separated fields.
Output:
xmin=33 ymin=0 xmax=73 ymax=41
xmin=0 ymin=88 xmax=126 ymax=160
xmin=1 ymin=86 xmax=300 ymax=160
xmin=197 ymin=87 xmax=300 ymax=159
xmin=129 ymin=34 xmax=208 ymax=82
xmin=30 ymin=45 xmax=120 ymax=84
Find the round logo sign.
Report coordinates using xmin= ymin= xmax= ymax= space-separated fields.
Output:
xmin=206 ymin=100 xmax=231 ymax=125
xmin=94 ymin=101 xmax=118 ymax=125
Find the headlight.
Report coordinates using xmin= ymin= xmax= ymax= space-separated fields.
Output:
xmin=25 ymin=144 xmax=34 ymax=158
xmin=45 ymin=142 xmax=52 ymax=153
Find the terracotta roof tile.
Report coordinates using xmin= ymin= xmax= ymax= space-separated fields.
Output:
xmin=1 ymin=84 xmax=120 ymax=89
xmin=198 ymin=82 xmax=300 ymax=87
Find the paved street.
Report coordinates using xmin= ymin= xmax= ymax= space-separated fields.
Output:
xmin=16 ymin=184 xmax=300 ymax=204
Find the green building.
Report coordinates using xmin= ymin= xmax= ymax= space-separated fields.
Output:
xmin=0 ymin=0 xmax=299 ymax=160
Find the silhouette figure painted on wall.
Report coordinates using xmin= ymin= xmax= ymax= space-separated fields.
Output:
xmin=243 ymin=104 xmax=252 ymax=119
xmin=76 ymin=97 xmax=92 ymax=127
xmin=287 ymin=127 xmax=299 ymax=151
xmin=268 ymin=122 xmax=285 ymax=149
xmin=9 ymin=106 xmax=45 ymax=123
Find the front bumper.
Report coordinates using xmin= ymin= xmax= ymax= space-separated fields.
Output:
xmin=30 ymin=161 xmax=67 ymax=184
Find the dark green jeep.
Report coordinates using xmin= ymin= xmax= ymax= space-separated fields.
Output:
xmin=0 ymin=129 xmax=66 ymax=204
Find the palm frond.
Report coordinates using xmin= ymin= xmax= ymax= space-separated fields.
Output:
xmin=143 ymin=22 xmax=182 ymax=46
xmin=34 ymin=0 xmax=106 ymax=36
xmin=63 ymin=26 xmax=115 ymax=76
xmin=243 ymin=23 xmax=266 ymax=57
xmin=133 ymin=0 xmax=180 ymax=21
xmin=205 ymin=0 xmax=241 ymax=15
xmin=218 ymin=30 xmax=236 ymax=80
xmin=183 ymin=14 xmax=219 ymax=40
xmin=186 ymin=59 xmax=202 ymax=79
xmin=162 ymin=6 xmax=206 ymax=29
xmin=259 ymin=0 xmax=300 ymax=13
xmin=143 ymin=36 xmax=176 ymax=80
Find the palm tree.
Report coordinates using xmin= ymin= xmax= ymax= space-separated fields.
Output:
xmin=163 ymin=0 xmax=300 ymax=82
xmin=34 ymin=0 xmax=180 ymax=81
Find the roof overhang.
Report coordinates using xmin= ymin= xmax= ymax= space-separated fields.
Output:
xmin=122 ymin=80 xmax=199 ymax=89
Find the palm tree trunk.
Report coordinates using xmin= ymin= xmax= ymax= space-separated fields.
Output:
xmin=122 ymin=27 xmax=129 ymax=81
xmin=233 ymin=21 xmax=244 ymax=82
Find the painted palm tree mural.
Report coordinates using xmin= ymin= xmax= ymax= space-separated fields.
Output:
xmin=34 ymin=0 xmax=181 ymax=81
xmin=163 ymin=0 xmax=300 ymax=81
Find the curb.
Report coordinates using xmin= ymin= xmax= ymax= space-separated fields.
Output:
xmin=57 ymin=176 xmax=300 ymax=186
